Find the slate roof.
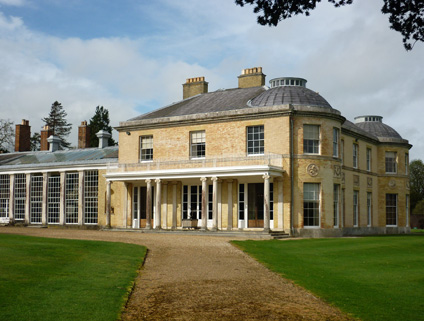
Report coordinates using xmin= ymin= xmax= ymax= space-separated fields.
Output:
xmin=0 ymin=146 xmax=118 ymax=170
xmin=129 ymin=86 xmax=267 ymax=121
xmin=341 ymin=120 xmax=378 ymax=140
xmin=250 ymin=85 xmax=333 ymax=109
xmin=355 ymin=121 xmax=403 ymax=140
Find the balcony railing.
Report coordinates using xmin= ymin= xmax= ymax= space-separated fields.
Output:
xmin=107 ymin=153 xmax=285 ymax=173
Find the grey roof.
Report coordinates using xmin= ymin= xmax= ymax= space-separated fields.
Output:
xmin=250 ymin=86 xmax=332 ymax=109
xmin=130 ymin=86 xmax=266 ymax=121
xmin=342 ymin=120 xmax=378 ymax=140
xmin=0 ymin=146 xmax=118 ymax=170
xmin=355 ymin=121 xmax=403 ymax=140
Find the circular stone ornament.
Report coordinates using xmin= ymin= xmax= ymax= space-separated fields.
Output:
xmin=307 ymin=164 xmax=319 ymax=177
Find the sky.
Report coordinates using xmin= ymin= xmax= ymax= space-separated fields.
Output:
xmin=0 ymin=0 xmax=423 ymax=160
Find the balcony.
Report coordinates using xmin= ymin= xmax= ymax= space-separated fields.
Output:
xmin=106 ymin=153 xmax=285 ymax=178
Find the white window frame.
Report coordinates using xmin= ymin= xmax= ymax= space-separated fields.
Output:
xmin=0 ymin=174 xmax=10 ymax=219
xmin=386 ymin=193 xmax=398 ymax=227
xmin=247 ymin=125 xmax=264 ymax=155
xmin=30 ymin=175 xmax=43 ymax=224
xmin=47 ymin=175 xmax=60 ymax=224
xmin=140 ymin=135 xmax=153 ymax=162
xmin=65 ymin=173 xmax=79 ymax=224
xmin=333 ymin=184 xmax=340 ymax=228
xmin=367 ymin=192 xmax=372 ymax=227
xmin=366 ymin=148 xmax=371 ymax=172
xmin=385 ymin=151 xmax=397 ymax=174
xmin=353 ymin=190 xmax=359 ymax=227
xmin=303 ymin=124 xmax=320 ymax=154
xmin=353 ymin=144 xmax=359 ymax=169
xmin=14 ymin=174 xmax=26 ymax=221
xmin=303 ymin=183 xmax=320 ymax=228
xmin=333 ymin=128 xmax=339 ymax=157
xmin=84 ymin=170 xmax=98 ymax=225
xmin=190 ymin=130 xmax=206 ymax=159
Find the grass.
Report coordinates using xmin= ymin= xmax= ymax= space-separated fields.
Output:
xmin=233 ymin=235 xmax=424 ymax=321
xmin=0 ymin=234 xmax=146 ymax=321
xmin=411 ymin=228 xmax=424 ymax=234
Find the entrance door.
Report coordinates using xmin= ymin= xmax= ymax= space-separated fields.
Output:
xmin=248 ymin=183 xmax=264 ymax=228
xmin=133 ymin=186 xmax=153 ymax=228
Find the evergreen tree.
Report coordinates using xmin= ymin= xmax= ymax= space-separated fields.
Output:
xmin=88 ymin=106 xmax=116 ymax=147
xmin=30 ymin=133 xmax=41 ymax=151
xmin=41 ymin=101 xmax=72 ymax=148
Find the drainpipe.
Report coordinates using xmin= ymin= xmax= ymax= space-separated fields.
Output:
xmin=290 ymin=109 xmax=295 ymax=236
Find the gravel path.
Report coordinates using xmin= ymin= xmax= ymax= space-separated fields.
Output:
xmin=0 ymin=227 xmax=354 ymax=320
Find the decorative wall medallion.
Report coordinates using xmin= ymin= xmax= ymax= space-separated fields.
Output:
xmin=367 ymin=177 xmax=372 ymax=188
xmin=388 ymin=179 xmax=396 ymax=188
xmin=353 ymin=175 xmax=360 ymax=187
xmin=333 ymin=165 xmax=341 ymax=177
xmin=406 ymin=181 xmax=410 ymax=190
xmin=307 ymin=164 xmax=319 ymax=177
xmin=341 ymin=172 xmax=345 ymax=183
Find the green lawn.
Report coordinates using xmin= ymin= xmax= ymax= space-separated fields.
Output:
xmin=233 ymin=235 xmax=424 ymax=321
xmin=0 ymin=234 xmax=146 ymax=321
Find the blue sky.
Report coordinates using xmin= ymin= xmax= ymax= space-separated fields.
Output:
xmin=0 ymin=0 xmax=423 ymax=160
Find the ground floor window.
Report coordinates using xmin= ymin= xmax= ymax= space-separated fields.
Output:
xmin=303 ymin=183 xmax=320 ymax=227
xmin=367 ymin=192 xmax=372 ymax=227
xmin=386 ymin=194 xmax=397 ymax=226
xmin=30 ymin=175 xmax=43 ymax=224
xmin=65 ymin=173 xmax=79 ymax=224
xmin=182 ymin=185 xmax=203 ymax=220
xmin=14 ymin=174 xmax=26 ymax=221
xmin=48 ymin=175 xmax=60 ymax=224
xmin=208 ymin=185 xmax=213 ymax=220
xmin=406 ymin=194 xmax=410 ymax=227
xmin=0 ymin=174 xmax=10 ymax=218
xmin=333 ymin=184 xmax=340 ymax=227
xmin=84 ymin=171 xmax=98 ymax=224
xmin=132 ymin=185 xmax=153 ymax=228
xmin=353 ymin=190 xmax=359 ymax=227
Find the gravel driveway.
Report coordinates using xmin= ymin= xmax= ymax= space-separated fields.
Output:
xmin=0 ymin=227 xmax=353 ymax=320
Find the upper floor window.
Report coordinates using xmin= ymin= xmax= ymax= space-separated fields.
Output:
xmin=247 ymin=125 xmax=264 ymax=155
xmin=140 ymin=135 xmax=153 ymax=161
xmin=385 ymin=151 xmax=397 ymax=173
xmin=303 ymin=125 xmax=320 ymax=154
xmin=405 ymin=153 xmax=409 ymax=175
xmin=190 ymin=131 xmax=206 ymax=159
xmin=333 ymin=128 xmax=339 ymax=157
xmin=341 ymin=140 xmax=344 ymax=165
xmin=353 ymin=144 xmax=358 ymax=168
xmin=366 ymin=148 xmax=371 ymax=171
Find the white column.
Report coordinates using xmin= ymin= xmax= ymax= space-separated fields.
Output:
xmin=218 ymin=179 xmax=222 ymax=230
xmin=227 ymin=179 xmax=233 ymax=231
xmin=172 ymin=182 xmax=177 ymax=230
xmin=42 ymin=173 xmax=48 ymax=225
xmin=105 ymin=180 xmax=112 ymax=228
xmin=263 ymin=173 xmax=271 ymax=232
xmin=201 ymin=177 xmax=207 ymax=231
xmin=78 ymin=171 xmax=84 ymax=225
xmin=162 ymin=181 xmax=168 ymax=229
xmin=276 ymin=177 xmax=284 ymax=230
xmin=155 ymin=179 xmax=161 ymax=229
xmin=9 ymin=174 xmax=14 ymax=221
xmin=211 ymin=177 xmax=218 ymax=231
xmin=60 ymin=172 xmax=65 ymax=225
xmin=25 ymin=173 xmax=30 ymax=224
xmin=146 ymin=179 xmax=152 ymax=229
xmin=123 ymin=182 xmax=129 ymax=228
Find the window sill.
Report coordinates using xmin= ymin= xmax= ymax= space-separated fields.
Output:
xmin=247 ymin=153 xmax=264 ymax=157
xmin=140 ymin=160 xmax=153 ymax=163
xmin=303 ymin=226 xmax=320 ymax=229
xmin=190 ymin=157 xmax=206 ymax=160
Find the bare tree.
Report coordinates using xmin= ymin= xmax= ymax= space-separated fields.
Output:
xmin=0 ymin=119 xmax=14 ymax=153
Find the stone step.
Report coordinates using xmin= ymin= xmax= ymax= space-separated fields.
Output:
xmin=270 ymin=231 xmax=290 ymax=239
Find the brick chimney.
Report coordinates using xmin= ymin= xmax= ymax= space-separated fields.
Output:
xmin=40 ymin=126 xmax=53 ymax=151
xmin=15 ymin=119 xmax=31 ymax=152
xmin=238 ymin=67 xmax=266 ymax=88
xmin=183 ymin=77 xmax=208 ymax=99
xmin=78 ymin=121 xmax=91 ymax=149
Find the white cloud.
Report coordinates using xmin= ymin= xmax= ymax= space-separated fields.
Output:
xmin=0 ymin=0 xmax=27 ymax=6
